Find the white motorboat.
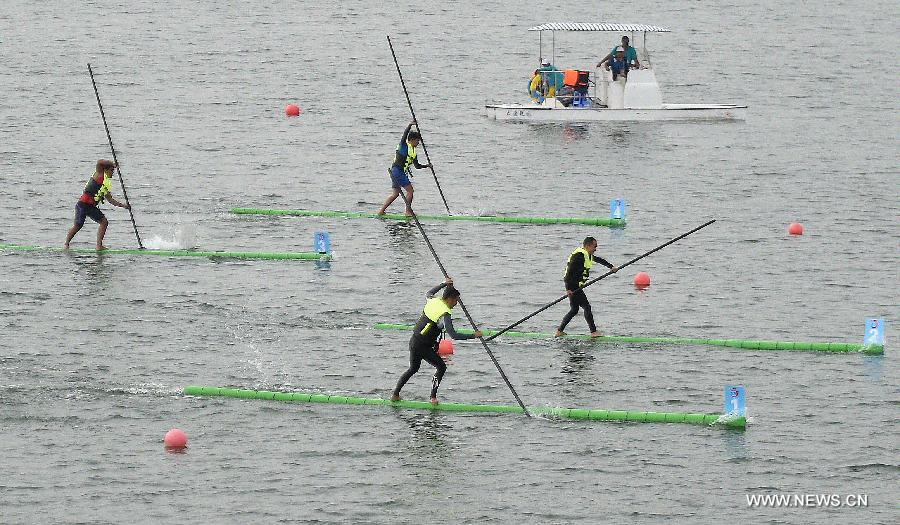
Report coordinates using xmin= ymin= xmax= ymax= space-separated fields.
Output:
xmin=485 ymin=22 xmax=747 ymax=122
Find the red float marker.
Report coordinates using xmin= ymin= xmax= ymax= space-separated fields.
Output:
xmin=438 ymin=339 xmax=455 ymax=356
xmin=634 ymin=271 xmax=651 ymax=289
xmin=164 ymin=428 xmax=188 ymax=449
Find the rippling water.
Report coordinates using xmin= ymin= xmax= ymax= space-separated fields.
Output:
xmin=1 ymin=0 xmax=897 ymax=523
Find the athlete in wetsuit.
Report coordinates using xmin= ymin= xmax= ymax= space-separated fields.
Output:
xmin=377 ymin=120 xmax=432 ymax=216
xmin=391 ymin=278 xmax=482 ymax=405
xmin=557 ymin=236 xmax=618 ymax=337
xmin=64 ymin=159 xmax=131 ymax=250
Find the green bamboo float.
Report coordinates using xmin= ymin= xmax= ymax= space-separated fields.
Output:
xmin=230 ymin=208 xmax=625 ymax=227
xmin=373 ymin=323 xmax=884 ymax=356
xmin=0 ymin=243 xmax=330 ymax=261
xmin=183 ymin=386 xmax=745 ymax=429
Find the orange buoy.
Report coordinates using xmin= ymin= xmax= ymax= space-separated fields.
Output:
xmin=437 ymin=339 xmax=455 ymax=356
xmin=788 ymin=223 xmax=803 ymax=235
xmin=285 ymin=103 xmax=301 ymax=117
xmin=634 ymin=271 xmax=651 ymax=289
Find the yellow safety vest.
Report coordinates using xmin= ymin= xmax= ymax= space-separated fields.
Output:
xmin=397 ymin=142 xmax=417 ymax=170
xmin=83 ymin=171 xmax=113 ymax=204
xmin=413 ymin=297 xmax=453 ymax=344
xmin=565 ymin=247 xmax=593 ymax=287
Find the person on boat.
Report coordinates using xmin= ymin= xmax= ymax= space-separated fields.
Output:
xmin=64 ymin=159 xmax=131 ymax=250
xmin=391 ymin=277 xmax=482 ymax=405
xmin=537 ymin=59 xmax=564 ymax=97
xmin=557 ymin=237 xmax=618 ymax=337
xmin=377 ymin=120 xmax=432 ymax=216
xmin=604 ymin=47 xmax=631 ymax=81
xmin=528 ymin=69 xmax=545 ymax=102
xmin=597 ymin=35 xmax=641 ymax=70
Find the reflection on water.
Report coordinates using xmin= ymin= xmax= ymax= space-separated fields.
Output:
xmin=562 ymin=123 xmax=589 ymax=142
xmin=608 ymin=226 xmax=626 ymax=243
xmin=63 ymin=252 xmax=123 ymax=314
xmin=722 ymin=429 xmax=749 ymax=461
xmin=391 ymin=410 xmax=455 ymax=490
xmin=560 ymin=344 xmax=595 ymax=382
xmin=67 ymin=251 xmax=115 ymax=289
xmin=385 ymin=221 xmax=421 ymax=285
xmin=862 ymin=355 xmax=885 ymax=382
xmin=385 ymin=221 xmax=417 ymax=245
xmin=402 ymin=411 xmax=454 ymax=446
xmin=608 ymin=125 xmax=632 ymax=144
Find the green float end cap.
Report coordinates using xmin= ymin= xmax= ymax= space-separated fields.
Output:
xmin=861 ymin=344 xmax=884 ymax=356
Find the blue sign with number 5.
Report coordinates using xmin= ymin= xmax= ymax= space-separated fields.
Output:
xmin=724 ymin=385 xmax=746 ymax=417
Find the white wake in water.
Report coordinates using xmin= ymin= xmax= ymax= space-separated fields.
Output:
xmin=141 ymin=224 xmax=198 ymax=250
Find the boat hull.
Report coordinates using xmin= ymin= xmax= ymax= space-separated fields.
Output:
xmin=485 ymin=103 xmax=746 ymax=122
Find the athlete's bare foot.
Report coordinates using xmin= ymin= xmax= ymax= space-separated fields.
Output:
xmin=430 ymin=397 xmax=439 ymax=405
xmin=390 ymin=393 xmax=401 ymax=402
xmin=590 ymin=331 xmax=603 ymax=338
xmin=96 ymin=245 xmax=107 ymax=251
xmin=63 ymin=243 xmax=70 ymax=250
xmin=555 ymin=330 xmax=566 ymax=337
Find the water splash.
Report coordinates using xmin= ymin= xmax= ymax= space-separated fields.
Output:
xmin=142 ymin=223 xmax=198 ymax=250
xmin=224 ymin=317 xmax=290 ymax=388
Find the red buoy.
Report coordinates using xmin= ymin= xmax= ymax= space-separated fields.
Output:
xmin=788 ymin=223 xmax=803 ymax=235
xmin=634 ymin=271 xmax=651 ymax=289
xmin=164 ymin=428 xmax=188 ymax=449
xmin=437 ymin=339 xmax=455 ymax=356
xmin=285 ymin=103 xmax=301 ymax=117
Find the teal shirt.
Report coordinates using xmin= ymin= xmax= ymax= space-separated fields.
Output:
xmin=611 ymin=46 xmax=638 ymax=62
xmin=537 ymin=65 xmax=564 ymax=89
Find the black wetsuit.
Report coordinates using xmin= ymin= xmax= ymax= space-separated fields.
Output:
xmin=559 ymin=251 xmax=614 ymax=333
xmin=393 ymin=283 xmax=475 ymax=398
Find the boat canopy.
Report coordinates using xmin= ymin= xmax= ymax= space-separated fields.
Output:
xmin=528 ymin=23 xmax=670 ymax=33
